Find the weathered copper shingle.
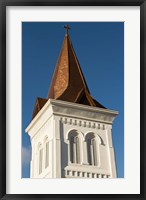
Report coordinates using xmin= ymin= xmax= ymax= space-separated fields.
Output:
xmin=32 ymin=97 xmax=48 ymax=119
xmin=48 ymin=32 xmax=105 ymax=108
xmin=32 ymin=29 xmax=105 ymax=119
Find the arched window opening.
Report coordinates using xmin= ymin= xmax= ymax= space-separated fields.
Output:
xmin=70 ymin=136 xmax=74 ymax=163
xmin=74 ymin=136 xmax=80 ymax=164
xmin=87 ymin=137 xmax=97 ymax=166
xmin=45 ymin=141 xmax=49 ymax=168
xmin=39 ymin=147 xmax=43 ymax=174
xmin=86 ymin=133 xmax=100 ymax=166
xmin=68 ymin=130 xmax=81 ymax=164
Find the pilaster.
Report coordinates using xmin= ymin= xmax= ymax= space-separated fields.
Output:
xmin=106 ymin=126 xmax=117 ymax=178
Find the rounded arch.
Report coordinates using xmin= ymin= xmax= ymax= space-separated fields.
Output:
xmin=66 ymin=129 xmax=84 ymax=164
xmin=85 ymin=132 xmax=103 ymax=145
xmin=85 ymin=132 xmax=96 ymax=141
xmin=37 ymin=142 xmax=43 ymax=175
xmin=66 ymin=129 xmax=84 ymax=141
xmin=85 ymin=132 xmax=101 ymax=166
xmin=44 ymin=136 xmax=49 ymax=168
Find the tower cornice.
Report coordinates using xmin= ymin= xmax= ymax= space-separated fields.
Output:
xmin=26 ymin=99 xmax=118 ymax=136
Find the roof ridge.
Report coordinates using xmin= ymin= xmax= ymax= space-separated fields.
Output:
xmin=67 ymin=35 xmax=90 ymax=93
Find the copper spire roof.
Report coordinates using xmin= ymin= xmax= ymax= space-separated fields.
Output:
xmin=32 ymin=26 xmax=105 ymax=119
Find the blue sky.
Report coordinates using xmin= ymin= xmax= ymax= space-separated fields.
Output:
xmin=22 ymin=22 xmax=124 ymax=178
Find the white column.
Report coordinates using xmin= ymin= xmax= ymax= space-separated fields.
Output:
xmin=90 ymin=143 xmax=94 ymax=165
xmin=106 ymin=127 xmax=117 ymax=178
xmin=98 ymin=174 xmax=102 ymax=178
xmin=53 ymin=116 xmax=61 ymax=178
xmin=68 ymin=141 xmax=71 ymax=164
xmin=73 ymin=141 xmax=76 ymax=163
xmin=83 ymin=141 xmax=89 ymax=165
xmin=30 ymin=140 xmax=34 ymax=178
xmin=30 ymin=160 xmax=33 ymax=178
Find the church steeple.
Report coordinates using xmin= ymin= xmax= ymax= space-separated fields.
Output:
xmin=48 ymin=25 xmax=105 ymax=108
xmin=32 ymin=26 xmax=105 ymax=119
xmin=26 ymin=25 xmax=117 ymax=179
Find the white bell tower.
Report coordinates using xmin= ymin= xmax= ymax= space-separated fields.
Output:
xmin=26 ymin=99 xmax=118 ymax=178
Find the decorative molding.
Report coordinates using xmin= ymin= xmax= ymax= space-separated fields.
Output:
xmin=60 ymin=117 xmax=106 ymax=131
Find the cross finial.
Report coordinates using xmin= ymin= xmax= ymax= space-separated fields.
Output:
xmin=64 ymin=24 xmax=70 ymax=35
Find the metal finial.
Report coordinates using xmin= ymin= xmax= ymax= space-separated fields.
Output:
xmin=64 ymin=24 xmax=70 ymax=35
